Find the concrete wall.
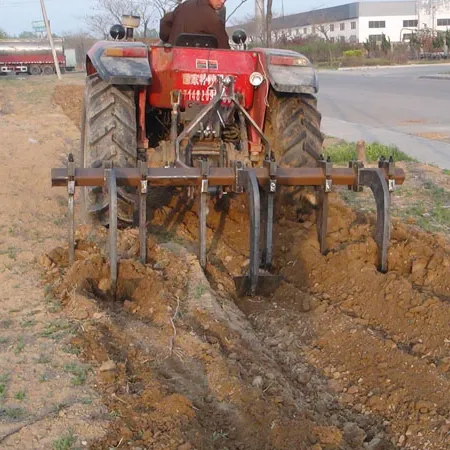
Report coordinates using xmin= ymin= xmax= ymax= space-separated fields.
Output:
xmin=358 ymin=14 xmax=418 ymax=42
xmin=283 ymin=18 xmax=360 ymax=43
xmin=243 ymin=1 xmax=450 ymax=44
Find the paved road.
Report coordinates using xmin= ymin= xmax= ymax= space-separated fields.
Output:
xmin=317 ymin=64 xmax=450 ymax=168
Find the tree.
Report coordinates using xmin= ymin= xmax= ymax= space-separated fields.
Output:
xmin=381 ymin=33 xmax=391 ymax=55
xmin=363 ymin=38 xmax=377 ymax=57
xmin=19 ymin=31 xmax=37 ymax=39
xmin=153 ymin=0 xmax=181 ymax=17
xmin=316 ymin=24 xmax=332 ymax=41
xmin=0 ymin=28 xmax=8 ymax=39
xmin=63 ymin=32 xmax=97 ymax=70
xmin=266 ymin=0 xmax=273 ymax=47
xmin=87 ymin=0 xmax=177 ymax=38
xmin=432 ymin=32 xmax=444 ymax=49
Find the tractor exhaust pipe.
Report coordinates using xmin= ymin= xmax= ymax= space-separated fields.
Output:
xmin=122 ymin=15 xmax=141 ymax=41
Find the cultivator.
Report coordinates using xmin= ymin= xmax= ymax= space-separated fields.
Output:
xmin=52 ymin=154 xmax=405 ymax=296
xmin=51 ymin=23 xmax=406 ymax=297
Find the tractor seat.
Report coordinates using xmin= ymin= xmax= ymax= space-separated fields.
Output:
xmin=174 ymin=33 xmax=218 ymax=49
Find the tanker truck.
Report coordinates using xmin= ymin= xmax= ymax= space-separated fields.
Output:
xmin=0 ymin=39 xmax=66 ymax=75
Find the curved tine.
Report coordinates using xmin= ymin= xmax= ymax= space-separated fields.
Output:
xmin=359 ymin=169 xmax=391 ymax=273
xmin=317 ymin=187 xmax=329 ymax=255
xmin=264 ymin=189 xmax=275 ymax=268
xmin=241 ymin=169 xmax=261 ymax=295
xmin=109 ymin=169 xmax=118 ymax=296
xmin=139 ymin=160 xmax=147 ymax=265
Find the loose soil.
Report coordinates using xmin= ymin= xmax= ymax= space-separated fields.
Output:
xmin=1 ymin=73 xmax=450 ymax=450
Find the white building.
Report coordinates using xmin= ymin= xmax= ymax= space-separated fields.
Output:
xmin=233 ymin=1 xmax=450 ymax=44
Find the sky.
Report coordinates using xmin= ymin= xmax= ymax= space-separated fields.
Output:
xmin=0 ymin=0 xmax=407 ymax=36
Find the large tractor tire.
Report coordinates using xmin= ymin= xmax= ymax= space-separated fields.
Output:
xmin=265 ymin=89 xmax=323 ymax=168
xmin=81 ymin=74 xmax=137 ymax=225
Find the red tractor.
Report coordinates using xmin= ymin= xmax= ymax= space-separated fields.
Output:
xmin=81 ymin=22 xmax=323 ymax=226
xmin=56 ymin=19 xmax=401 ymax=295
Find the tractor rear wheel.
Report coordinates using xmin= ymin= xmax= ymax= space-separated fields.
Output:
xmin=265 ymin=89 xmax=323 ymax=167
xmin=81 ymin=73 xmax=137 ymax=225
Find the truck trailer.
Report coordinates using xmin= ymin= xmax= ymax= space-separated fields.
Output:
xmin=0 ymin=39 xmax=66 ymax=75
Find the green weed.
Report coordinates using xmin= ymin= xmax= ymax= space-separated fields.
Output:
xmin=0 ymin=373 xmax=9 ymax=399
xmin=323 ymin=141 xmax=415 ymax=165
xmin=39 ymin=373 xmax=50 ymax=383
xmin=0 ymin=407 xmax=25 ymax=420
xmin=62 ymin=344 xmax=81 ymax=355
xmin=15 ymin=390 xmax=25 ymax=400
xmin=37 ymin=354 xmax=51 ymax=364
xmin=194 ymin=284 xmax=208 ymax=299
xmin=64 ymin=363 xmax=89 ymax=386
xmin=41 ymin=321 xmax=71 ymax=339
xmin=0 ymin=319 xmax=12 ymax=329
xmin=212 ymin=430 xmax=229 ymax=441
xmin=14 ymin=336 xmax=25 ymax=354
xmin=53 ymin=430 xmax=77 ymax=450
xmin=21 ymin=319 xmax=37 ymax=328
xmin=7 ymin=247 xmax=17 ymax=260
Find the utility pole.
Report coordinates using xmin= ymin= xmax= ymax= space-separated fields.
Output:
xmin=39 ymin=0 xmax=61 ymax=80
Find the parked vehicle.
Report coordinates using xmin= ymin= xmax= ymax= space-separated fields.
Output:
xmin=0 ymin=39 xmax=66 ymax=75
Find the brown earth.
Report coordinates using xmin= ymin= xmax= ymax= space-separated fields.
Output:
xmin=1 ymin=73 xmax=450 ymax=450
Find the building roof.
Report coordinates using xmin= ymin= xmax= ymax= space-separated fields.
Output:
xmin=228 ymin=1 xmax=416 ymax=33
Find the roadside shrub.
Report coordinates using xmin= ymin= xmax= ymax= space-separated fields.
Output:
xmin=324 ymin=141 xmax=416 ymax=164
xmin=343 ymin=49 xmax=363 ymax=57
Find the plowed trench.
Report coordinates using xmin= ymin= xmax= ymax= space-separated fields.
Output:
xmin=149 ymin=193 xmax=450 ymax=450
xmin=45 ymin=226 xmax=393 ymax=450
xmin=48 ymin=85 xmax=450 ymax=449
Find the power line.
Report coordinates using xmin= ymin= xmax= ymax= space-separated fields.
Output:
xmin=0 ymin=0 xmax=53 ymax=5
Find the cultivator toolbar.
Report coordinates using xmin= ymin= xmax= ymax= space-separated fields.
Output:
xmin=52 ymin=155 xmax=405 ymax=296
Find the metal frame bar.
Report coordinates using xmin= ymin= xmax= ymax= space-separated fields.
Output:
xmin=52 ymin=166 xmax=406 ymax=188
xmin=55 ymin=162 xmax=404 ymax=297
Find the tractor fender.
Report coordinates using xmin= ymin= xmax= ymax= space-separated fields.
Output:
xmin=86 ymin=41 xmax=151 ymax=86
xmin=257 ymin=48 xmax=318 ymax=95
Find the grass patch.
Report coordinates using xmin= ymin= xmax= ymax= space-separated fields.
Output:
xmin=0 ymin=406 xmax=26 ymax=420
xmin=0 ymin=319 xmax=13 ymax=329
xmin=39 ymin=373 xmax=50 ymax=383
xmin=64 ymin=363 xmax=89 ymax=386
xmin=323 ymin=141 xmax=415 ymax=165
xmin=397 ymin=182 xmax=450 ymax=232
xmin=7 ymin=247 xmax=17 ymax=260
xmin=14 ymin=336 xmax=25 ymax=354
xmin=194 ymin=284 xmax=208 ymax=299
xmin=0 ymin=373 xmax=9 ymax=400
xmin=15 ymin=390 xmax=25 ymax=400
xmin=212 ymin=430 xmax=229 ymax=441
xmin=62 ymin=344 xmax=81 ymax=355
xmin=21 ymin=319 xmax=37 ymax=328
xmin=41 ymin=320 xmax=72 ymax=340
xmin=53 ymin=430 xmax=77 ymax=450
xmin=37 ymin=354 xmax=51 ymax=364
xmin=44 ymin=291 xmax=62 ymax=314
xmin=444 ymin=169 xmax=450 ymax=176
xmin=0 ymin=337 xmax=8 ymax=344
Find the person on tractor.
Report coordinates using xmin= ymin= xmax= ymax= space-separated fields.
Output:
xmin=159 ymin=0 xmax=230 ymax=49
